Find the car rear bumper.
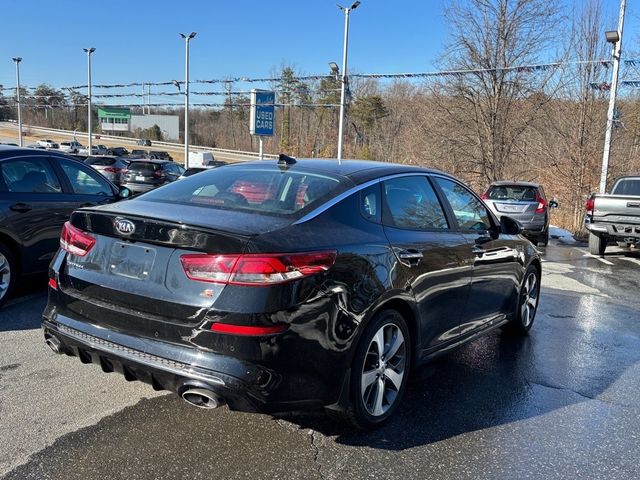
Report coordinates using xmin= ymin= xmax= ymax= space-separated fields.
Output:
xmin=586 ymin=221 xmax=640 ymax=239
xmin=41 ymin=306 xmax=346 ymax=414
xmin=121 ymin=182 xmax=160 ymax=193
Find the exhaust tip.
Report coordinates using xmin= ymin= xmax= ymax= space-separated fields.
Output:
xmin=181 ymin=388 xmax=223 ymax=409
xmin=44 ymin=334 xmax=62 ymax=354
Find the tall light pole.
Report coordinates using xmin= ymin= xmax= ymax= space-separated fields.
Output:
xmin=12 ymin=57 xmax=23 ymax=147
xmin=180 ymin=32 xmax=196 ymax=168
xmin=599 ymin=0 xmax=626 ymax=193
xmin=83 ymin=48 xmax=96 ymax=153
xmin=336 ymin=1 xmax=360 ymax=163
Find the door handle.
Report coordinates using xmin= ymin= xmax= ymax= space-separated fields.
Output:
xmin=9 ymin=203 xmax=32 ymax=213
xmin=396 ymin=249 xmax=423 ymax=265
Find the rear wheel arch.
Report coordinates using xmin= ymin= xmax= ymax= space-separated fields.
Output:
xmin=0 ymin=232 xmax=21 ymax=274
xmin=368 ymin=297 xmax=419 ymax=356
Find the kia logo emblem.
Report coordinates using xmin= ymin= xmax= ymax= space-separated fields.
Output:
xmin=114 ymin=218 xmax=135 ymax=235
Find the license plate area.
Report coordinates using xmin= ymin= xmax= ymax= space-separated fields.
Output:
xmin=499 ymin=204 xmax=524 ymax=213
xmin=109 ymin=242 xmax=156 ymax=280
xmin=135 ymin=175 xmax=146 ymax=181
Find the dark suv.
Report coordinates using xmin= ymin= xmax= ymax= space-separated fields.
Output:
xmin=120 ymin=160 xmax=185 ymax=194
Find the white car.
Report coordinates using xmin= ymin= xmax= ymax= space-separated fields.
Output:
xmin=36 ymin=139 xmax=59 ymax=149
xmin=59 ymin=141 xmax=84 ymax=153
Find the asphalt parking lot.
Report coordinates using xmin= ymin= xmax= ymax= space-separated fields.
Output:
xmin=1 ymin=238 xmax=639 ymax=480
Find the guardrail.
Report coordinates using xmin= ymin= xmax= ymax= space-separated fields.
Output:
xmin=3 ymin=122 xmax=278 ymax=159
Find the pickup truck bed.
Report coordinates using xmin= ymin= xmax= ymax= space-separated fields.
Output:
xmin=585 ymin=176 xmax=640 ymax=255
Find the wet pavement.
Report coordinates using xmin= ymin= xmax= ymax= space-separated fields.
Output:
xmin=1 ymin=240 xmax=639 ymax=479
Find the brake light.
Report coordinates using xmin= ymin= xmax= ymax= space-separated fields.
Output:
xmin=153 ymin=170 xmax=165 ymax=178
xmin=48 ymin=278 xmax=58 ymax=290
xmin=480 ymin=192 xmax=489 ymax=200
xmin=103 ymin=167 xmax=123 ymax=173
xmin=585 ymin=196 xmax=595 ymax=215
xmin=180 ymin=251 xmax=337 ymax=286
xmin=60 ymin=222 xmax=96 ymax=257
xmin=535 ymin=193 xmax=547 ymax=214
xmin=210 ymin=323 xmax=289 ymax=336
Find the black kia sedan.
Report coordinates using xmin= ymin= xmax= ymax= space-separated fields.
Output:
xmin=0 ymin=146 xmax=130 ymax=307
xmin=42 ymin=158 xmax=541 ymax=428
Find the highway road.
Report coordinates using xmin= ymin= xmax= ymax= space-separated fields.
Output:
xmin=1 ymin=238 xmax=639 ymax=479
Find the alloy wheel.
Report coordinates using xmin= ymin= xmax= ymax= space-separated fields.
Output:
xmin=361 ymin=323 xmax=406 ymax=417
xmin=520 ymin=272 xmax=539 ymax=327
xmin=0 ymin=253 xmax=11 ymax=301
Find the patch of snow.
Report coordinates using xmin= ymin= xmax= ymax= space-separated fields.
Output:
xmin=549 ymin=225 xmax=578 ymax=244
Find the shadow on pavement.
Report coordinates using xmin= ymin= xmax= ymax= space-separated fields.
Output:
xmin=0 ymin=273 xmax=47 ymax=332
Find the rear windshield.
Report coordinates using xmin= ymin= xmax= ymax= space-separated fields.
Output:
xmin=612 ymin=179 xmax=640 ymax=196
xmin=128 ymin=162 xmax=161 ymax=173
xmin=487 ymin=185 xmax=539 ymax=201
xmin=139 ymin=166 xmax=351 ymax=218
xmin=85 ymin=157 xmax=116 ymax=166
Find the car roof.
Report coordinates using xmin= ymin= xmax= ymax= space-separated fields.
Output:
xmin=490 ymin=181 xmax=540 ymax=188
xmin=0 ymin=146 xmax=87 ymax=162
xmin=129 ymin=158 xmax=172 ymax=164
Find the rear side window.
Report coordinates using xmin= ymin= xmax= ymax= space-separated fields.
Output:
xmin=1 ymin=157 xmax=62 ymax=193
xmin=436 ymin=178 xmax=492 ymax=231
xmin=360 ymin=184 xmax=381 ymax=223
xmin=382 ymin=176 xmax=448 ymax=230
xmin=129 ymin=162 xmax=161 ymax=173
xmin=140 ymin=166 xmax=350 ymax=218
xmin=59 ymin=160 xmax=113 ymax=196
xmin=487 ymin=185 xmax=539 ymax=201
xmin=612 ymin=179 xmax=640 ymax=196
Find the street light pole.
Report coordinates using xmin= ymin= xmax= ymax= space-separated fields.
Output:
xmin=599 ymin=0 xmax=626 ymax=193
xmin=336 ymin=1 xmax=360 ymax=163
xmin=12 ymin=57 xmax=23 ymax=147
xmin=180 ymin=32 xmax=196 ymax=168
xmin=83 ymin=48 xmax=96 ymax=153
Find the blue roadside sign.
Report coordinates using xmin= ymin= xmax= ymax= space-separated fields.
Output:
xmin=250 ymin=90 xmax=275 ymax=136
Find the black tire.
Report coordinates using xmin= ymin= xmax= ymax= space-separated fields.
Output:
xmin=588 ymin=232 xmax=607 ymax=256
xmin=502 ymin=265 xmax=540 ymax=336
xmin=540 ymin=230 xmax=549 ymax=247
xmin=340 ymin=309 xmax=411 ymax=430
xmin=0 ymin=242 xmax=17 ymax=308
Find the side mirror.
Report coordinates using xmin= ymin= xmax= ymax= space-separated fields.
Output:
xmin=118 ymin=187 xmax=132 ymax=199
xmin=549 ymin=200 xmax=559 ymax=208
xmin=500 ymin=215 xmax=522 ymax=235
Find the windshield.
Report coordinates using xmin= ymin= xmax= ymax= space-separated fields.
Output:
xmin=612 ymin=178 xmax=640 ymax=196
xmin=140 ymin=166 xmax=351 ymax=219
xmin=487 ymin=185 xmax=539 ymax=202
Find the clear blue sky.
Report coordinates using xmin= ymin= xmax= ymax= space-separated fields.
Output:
xmin=0 ymin=0 xmax=635 ymax=96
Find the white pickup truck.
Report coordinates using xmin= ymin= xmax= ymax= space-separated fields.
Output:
xmin=584 ymin=176 xmax=640 ymax=255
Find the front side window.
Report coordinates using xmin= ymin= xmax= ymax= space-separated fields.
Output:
xmin=59 ymin=160 xmax=113 ymax=195
xmin=1 ymin=157 xmax=62 ymax=193
xmin=435 ymin=177 xmax=492 ymax=231
xmin=383 ymin=176 xmax=448 ymax=230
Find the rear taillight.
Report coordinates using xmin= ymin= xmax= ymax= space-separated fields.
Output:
xmin=585 ymin=196 xmax=595 ymax=215
xmin=535 ymin=193 xmax=547 ymax=214
xmin=153 ymin=170 xmax=165 ymax=178
xmin=48 ymin=278 xmax=58 ymax=290
xmin=480 ymin=192 xmax=489 ymax=200
xmin=180 ymin=251 xmax=337 ymax=286
xmin=103 ymin=167 xmax=123 ymax=173
xmin=60 ymin=221 xmax=96 ymax=257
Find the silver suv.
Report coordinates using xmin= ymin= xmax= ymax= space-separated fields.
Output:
xmin=481 ymin=181 xmax=555 ymax=246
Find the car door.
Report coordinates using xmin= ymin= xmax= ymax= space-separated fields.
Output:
xmin=433 ymin=177 xmax=521 ymax=334
xmin=381 ymin=175 xmax=472 ymax=351
xmin=0 ymin=155 xmax=72 ymax=273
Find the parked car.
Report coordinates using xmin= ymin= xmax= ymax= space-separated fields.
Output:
xmin=42 ymin=158 xmax=540 ymax=429
xmin=106 ymin=147 xmax=129 ymax=157
xmin=36 ymin=139 xmax=59 ymax=149
xmin=179 ymin=162 xmax=228 ymax=179
xmin=27 ymin=144 xmax=47 ymax=150
xmin=79 ymin=145 xmax=108 ymax=156
xmin=149 ymin=150 xmax=172 ymax=161
xmin=84 ymin=156 xmax=130 ymax=186
xmin=584 ymin=175 xmax=640 ymax=255
xmin=0 ymin=145 xmax=130 ymax=307
xmin=129 ymin=149 xmax=149 ymax=158
xmin=481 ymin=181 xmax=556 ymax=246
xmin=136 ymin=139 xmax=152 ymax=146
xmin=59 ymin=141 xmax=83 ymax=154
xmin=120 ymin=159 xmax=185 ymax=193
